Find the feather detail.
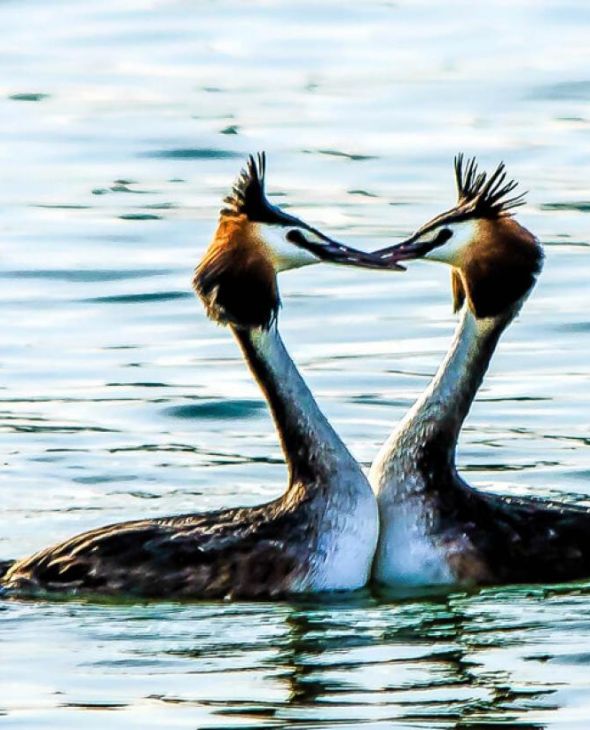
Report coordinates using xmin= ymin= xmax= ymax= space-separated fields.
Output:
xmin=454 ymin=154 xmax=527 ymax=219
xmin=193 ymin=215 xmax=280 ymax=329
xmin=451 ymin=268 xmax=466 ymax=313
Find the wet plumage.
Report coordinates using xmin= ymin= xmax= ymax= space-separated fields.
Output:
xmin=4 ymin=494 xmax=317 ymax=598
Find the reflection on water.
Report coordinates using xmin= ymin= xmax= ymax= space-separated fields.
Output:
xmin=4 ymin=586 xmax=589 ymax=728
xmin=1 ymin=0 xmax=590 ymax=727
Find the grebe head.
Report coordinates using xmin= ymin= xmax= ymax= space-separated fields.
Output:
xmin=377 ymin=155 xmax=544 ymax=318
xmin=195 ymin=152 xmax=397 ymax=329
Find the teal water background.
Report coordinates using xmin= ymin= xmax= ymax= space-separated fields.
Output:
xmin=2 ymin=1 xmax=590 ymax=727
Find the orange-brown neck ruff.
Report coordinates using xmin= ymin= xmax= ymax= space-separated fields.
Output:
xmin=194 ymin=214 xmax=279 ymax=329
xmin=453 ymin=217 xmax=543 ymax=319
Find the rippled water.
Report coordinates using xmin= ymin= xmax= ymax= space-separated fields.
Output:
xmin=2 ymin=0 xmax=590 ymax=727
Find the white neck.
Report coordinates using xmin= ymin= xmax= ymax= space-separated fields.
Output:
xmin=233 ymin=322 xmax=379 ymax=592
xmin=233 ymin=322 xmax=361 ymax=487
xmin=369 ymin=304 xmax=515 ymax=586
xmin=371 ymin=304 xmax=512 ymax=491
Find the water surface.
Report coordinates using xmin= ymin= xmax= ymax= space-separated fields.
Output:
xmin=1 ymin=0 xmax=590 ymax=727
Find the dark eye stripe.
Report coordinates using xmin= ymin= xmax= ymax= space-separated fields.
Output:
xmin=286 ymin=229 xmax=307 ymax=245
xmin=436 ymin=228 xmax=453 ymax=245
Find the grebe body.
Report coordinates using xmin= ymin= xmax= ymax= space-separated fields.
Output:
xmin=371 ymin=157 xmax=590 ymax=589
xmin=2 ymin=154 xmax=387 ymax=599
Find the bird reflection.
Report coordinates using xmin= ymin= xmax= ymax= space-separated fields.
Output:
xmin=263 ymin=590 xmax=552 ymax=729
xmin=158 ymin=591 xmax=557 ymax=728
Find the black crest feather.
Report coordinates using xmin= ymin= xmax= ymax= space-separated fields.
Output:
xmin=222 ymin=152 xmax=267 ymax=217
xmin=194 ymin=152 xmax=282 ymax=330
xmin=221 ymin=152 xmax=300 ymax=226
xmin=454 ymin=154 xmax=527 ymax=218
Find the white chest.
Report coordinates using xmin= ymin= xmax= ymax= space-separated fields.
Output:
xmin=374 ymin=498 xmax=453 ymax=587
xmin=370 ymin=463 xmax=453 ymax=587
xmin=311 ymin=489 xmax=379 ymax=591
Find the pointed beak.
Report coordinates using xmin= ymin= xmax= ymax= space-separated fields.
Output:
xmin=372 ymin=233 xmax=437 ymax=266
xmin=288 ymin=228 xmax=406 ymax=271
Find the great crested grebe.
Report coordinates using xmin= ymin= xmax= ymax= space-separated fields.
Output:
xmin=2 ymin=153 xmax=394 ymax=599
xmin=370 ymin=155 xmax=590 ymax=589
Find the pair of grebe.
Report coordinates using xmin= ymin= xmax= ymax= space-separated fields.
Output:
xmin=3 ymin=153 xmax=590 ymax=598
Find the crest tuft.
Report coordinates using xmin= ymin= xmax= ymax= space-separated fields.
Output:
xmin=222 ymin=152 xmax=267 ymax=218
xmin=453 ymin=154 xmax=526 ymax=219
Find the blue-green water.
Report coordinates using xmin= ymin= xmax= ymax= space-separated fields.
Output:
xmin=2 ymin=0 xmax=590 ymax=727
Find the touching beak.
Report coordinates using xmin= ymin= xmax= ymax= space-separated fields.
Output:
xmin=289 ymin=227 xmax=406 ymax=271
xmin=372 ymin=233 xmax=436 ymax=266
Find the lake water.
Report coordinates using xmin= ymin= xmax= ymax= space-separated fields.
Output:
xmin=1 ymin=0 xmax=590 ymax=727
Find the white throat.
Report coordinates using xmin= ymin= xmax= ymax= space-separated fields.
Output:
xmin=236 ymin=323 xmax=379 ymax=591
xmin=369 ymin=305 xmax=508 ymax=587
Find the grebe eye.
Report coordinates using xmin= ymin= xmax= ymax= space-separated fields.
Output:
xmin=436 ymin=228 xmax=453 ymax=244
xmin=286 ymin=229 xmax=306 ymax=245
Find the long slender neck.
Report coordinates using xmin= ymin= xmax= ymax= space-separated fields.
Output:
xmin=375 ymin=304 xmax=515 ymax=475
xmin=232 ymin=322 xmax=359 ymax=486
